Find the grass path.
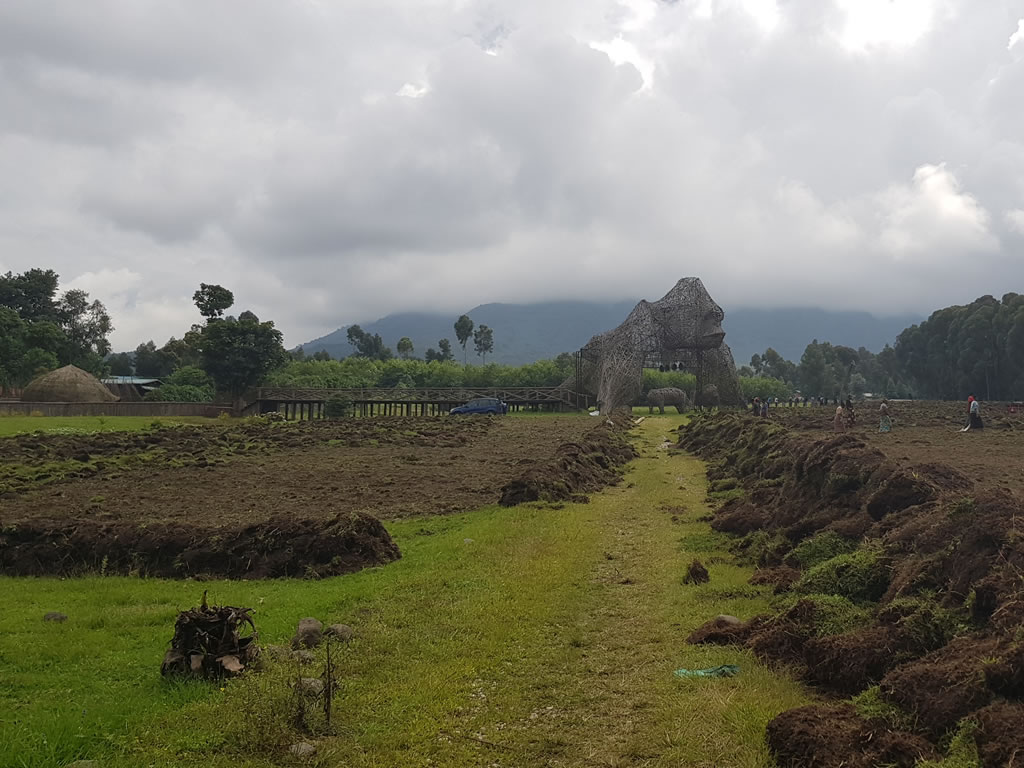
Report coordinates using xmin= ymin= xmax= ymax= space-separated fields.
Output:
xmin=0 ymin=415 xmax=807 ymax=768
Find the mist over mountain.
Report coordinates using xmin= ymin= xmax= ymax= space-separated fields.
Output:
xmin=300 ymin=301 xmax=923 ymax=368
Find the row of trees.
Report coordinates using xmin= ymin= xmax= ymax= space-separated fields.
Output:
xmin=738 ymin=293 xmax=1024 ymax=401
xmin=0 ymin=269 xmax=113 ymax=388
xmin=335 ymin=314 xmax=495 ymax=364
xmin=266 ymin=354 xmax=577 ymax=390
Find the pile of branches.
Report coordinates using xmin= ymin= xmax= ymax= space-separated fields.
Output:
xmin=161 ymin=601 xmax=259 ymax=678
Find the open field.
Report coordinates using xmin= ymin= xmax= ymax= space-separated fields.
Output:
xmin=769 ymin=400 xmax=1024 ymax=497
xmin=0 ymin=415 xmax=593 ymax=528
xmin=0 ymin=415 xmax=222 ymax=437
xmin=0 ymin=416 xmax=809 ymax=768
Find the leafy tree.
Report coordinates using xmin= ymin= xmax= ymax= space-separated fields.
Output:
xmin=397 ymin=337 xmax=414 ymax=359
xmin=134 ymin=340 xmax=175 ymax=377
xmin=160 ymin=334 xmax=203 ymax=370
xmin=58 ymin=289 xmax=113 ymax=360
xmin=473 ymin=324 xmax=494 ymax=363
xmin=0 ymin=268 xmax=60 ymax=323
xmin=346 ymin=325 xmax=393 ymax=360
xmin=192 ymin=283 xmax=234 ymax=319
xmin=312 ymin=349 xmax=331 ymax=361
xmin=454 ymin=315 xmax=474 ymax=363
xmin=107 ymin=352 xmax=134 ymax=376
xmin=144 ymin=366 xmax=216 ymax=402
xmin=197 ymin=309 xmax=287 ymax=401
xmin=799 ymin=341 xmax=827 ymax=397
xmin=426 ymin=339 xmax=455 ymax=362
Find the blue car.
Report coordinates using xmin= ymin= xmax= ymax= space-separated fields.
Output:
xmin=449 ymin=397 xmax=508 ymax=415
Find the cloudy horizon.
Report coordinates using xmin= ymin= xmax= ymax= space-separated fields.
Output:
xmin=1 ymin=0 xmax=1022 ymax=349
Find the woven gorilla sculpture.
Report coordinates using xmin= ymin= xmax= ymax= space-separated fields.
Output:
xmin=572 ymin=278 xmax=743 ymax=413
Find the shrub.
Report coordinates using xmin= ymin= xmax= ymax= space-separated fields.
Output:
xmin=795 ymin=545 xmax=889 ymax=603
xmin=324 ymin=395 xmax=352 ymax=419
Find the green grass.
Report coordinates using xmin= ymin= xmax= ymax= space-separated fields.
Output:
xmin=0 ymin=415 xmax=221 ymax=437
xmin=0 ymin=417 xmax=808 ymax=767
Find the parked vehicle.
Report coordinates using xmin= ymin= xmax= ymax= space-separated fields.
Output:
xmin=449 ymin=397 xmax=508 ymax=415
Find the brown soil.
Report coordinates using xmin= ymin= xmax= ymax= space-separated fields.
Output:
xmin=749 ymin=565 xmax=800 ymax=592
xmin=683 ymin=558 xmax=710 ymax=584
xmin=498 ymin=412 xmax=635 ymax=506
xmin=678 ymin=410 xmax=1024 ymax=764
xmin=765 ymin=703 xmax=937 ymax=768
xmin=771 ymin=400 xmax=1024 ymax=497
xmin=0 ymin=511 xmax=400 ymax=579
xmin=1 ymin=416 xmax=593 ymax=527
xmin=974 ymin=700 xmax=1024 ymax=768
xmin=0 ymin=415 xmax=598 ymax=577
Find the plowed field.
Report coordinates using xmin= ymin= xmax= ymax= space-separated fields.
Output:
xmin=0 ymin=415 xmax=593 ymax=528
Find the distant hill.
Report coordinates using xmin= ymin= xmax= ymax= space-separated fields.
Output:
xmin=300 ymin=301 xmax=922 ymax=367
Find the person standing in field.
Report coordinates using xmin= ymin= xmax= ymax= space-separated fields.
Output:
xmin=834 ymin=404 xmax=845 ymax=432
xmin=879 ymin=399 xmax=892 ymax=433
xmin=964 ymin=396 xmax=984 ymax=431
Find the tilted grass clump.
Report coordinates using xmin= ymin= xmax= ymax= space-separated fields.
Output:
xmin=778 ymin=593 xmax=873 ymax=637
xmin=794 ymin=544 xmax=889 ymax=603
xmin=734 ymin=530 xmax=790 ymax=567
xmin=787 ymin=531 xmax=858 ymax=570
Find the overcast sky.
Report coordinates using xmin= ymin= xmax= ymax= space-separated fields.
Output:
xmin=1 ymin=0 xmax=1023 ymax=349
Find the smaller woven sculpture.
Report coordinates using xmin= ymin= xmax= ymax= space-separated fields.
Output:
xmin=646 ymin=387 xmax=690 ymax=414
xmin=571 ymin=278 xmax=743 ymax=412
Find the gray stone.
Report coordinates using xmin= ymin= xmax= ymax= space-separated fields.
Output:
xmin=325 ymin=623 xmax=354 ymax=642
xmin=295 ymin=677 xmax=325 ymax=698
xmin=715 ymin=615 xmax=742 ymax=626
xmin=43 ymin=612 xmax=68 ymax=622
xmin=263 ymin=644 xmax=290 ymax=661
xmin=291 ymin=649 xmax=316 ymax=665
xmin=291 ymin=617 xmax=323 ymax=649
xmin=288 ymin=741 xmax=317 ymax=759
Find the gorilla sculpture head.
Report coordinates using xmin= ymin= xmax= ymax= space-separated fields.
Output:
xmin=572 ymin=278 xmax=742 ymax=413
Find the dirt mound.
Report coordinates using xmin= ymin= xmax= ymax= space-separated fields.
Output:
xmin=683 ymin=558 xmax=710 ymax=584
xmin=749 ymin=565 xmax=800 ymax=591
xmin=0 ymin=512 xmax=400 ymax=578
xmin=765 ymin=703 xmax=937 ymax=768
xmin=974 ymin=700 xmax=1024 ymax=768
xmin=498 ymin=412 xmax=636 ymax=506
xmin=678 ymin=411 xmax=1024 ymax=764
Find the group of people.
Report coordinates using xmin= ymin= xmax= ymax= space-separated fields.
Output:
xmin=752 ymin=393 xmax=985 ymax=434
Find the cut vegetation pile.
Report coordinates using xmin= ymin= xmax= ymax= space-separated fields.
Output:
xmin=0 ymin=511 xmax=400 ymax=578
xmin=498 ymin=411 xmax=636 ymax=506
xmin=161 ymin=602 xmax=259 ymax=678
xmin=678 ymin=412 xmax=1024 ymax=767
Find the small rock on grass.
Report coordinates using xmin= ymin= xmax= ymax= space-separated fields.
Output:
xmin=43 ymin=612 xmax=67 ymax=622
xmin=67 ymin=761 xmax=98 ymax=768
xmin=291 ymin=650 xmax=316 ymax=665
xmin=325 ymin=624 xmax=354 ymax=642
xmin=291 ymin=617 xmax=323 ymax=649
xmin=289 ymin=741 xmax=317 ymax=759
xmin=296 ymin=678 xmax=325 ymax=698
xmin=263 ymin=644 xmax=290 ymax=661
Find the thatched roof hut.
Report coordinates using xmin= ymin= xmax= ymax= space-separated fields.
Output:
xmin=22 ymin=365 xmax=120 ymax=403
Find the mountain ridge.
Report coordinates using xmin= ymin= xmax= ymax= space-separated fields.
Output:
xmin=300 ymin=301 xmax=923 ymax=368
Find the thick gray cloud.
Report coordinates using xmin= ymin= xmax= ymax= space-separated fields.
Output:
xmin=0 ymin=0 xmax=1022 ymax=348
